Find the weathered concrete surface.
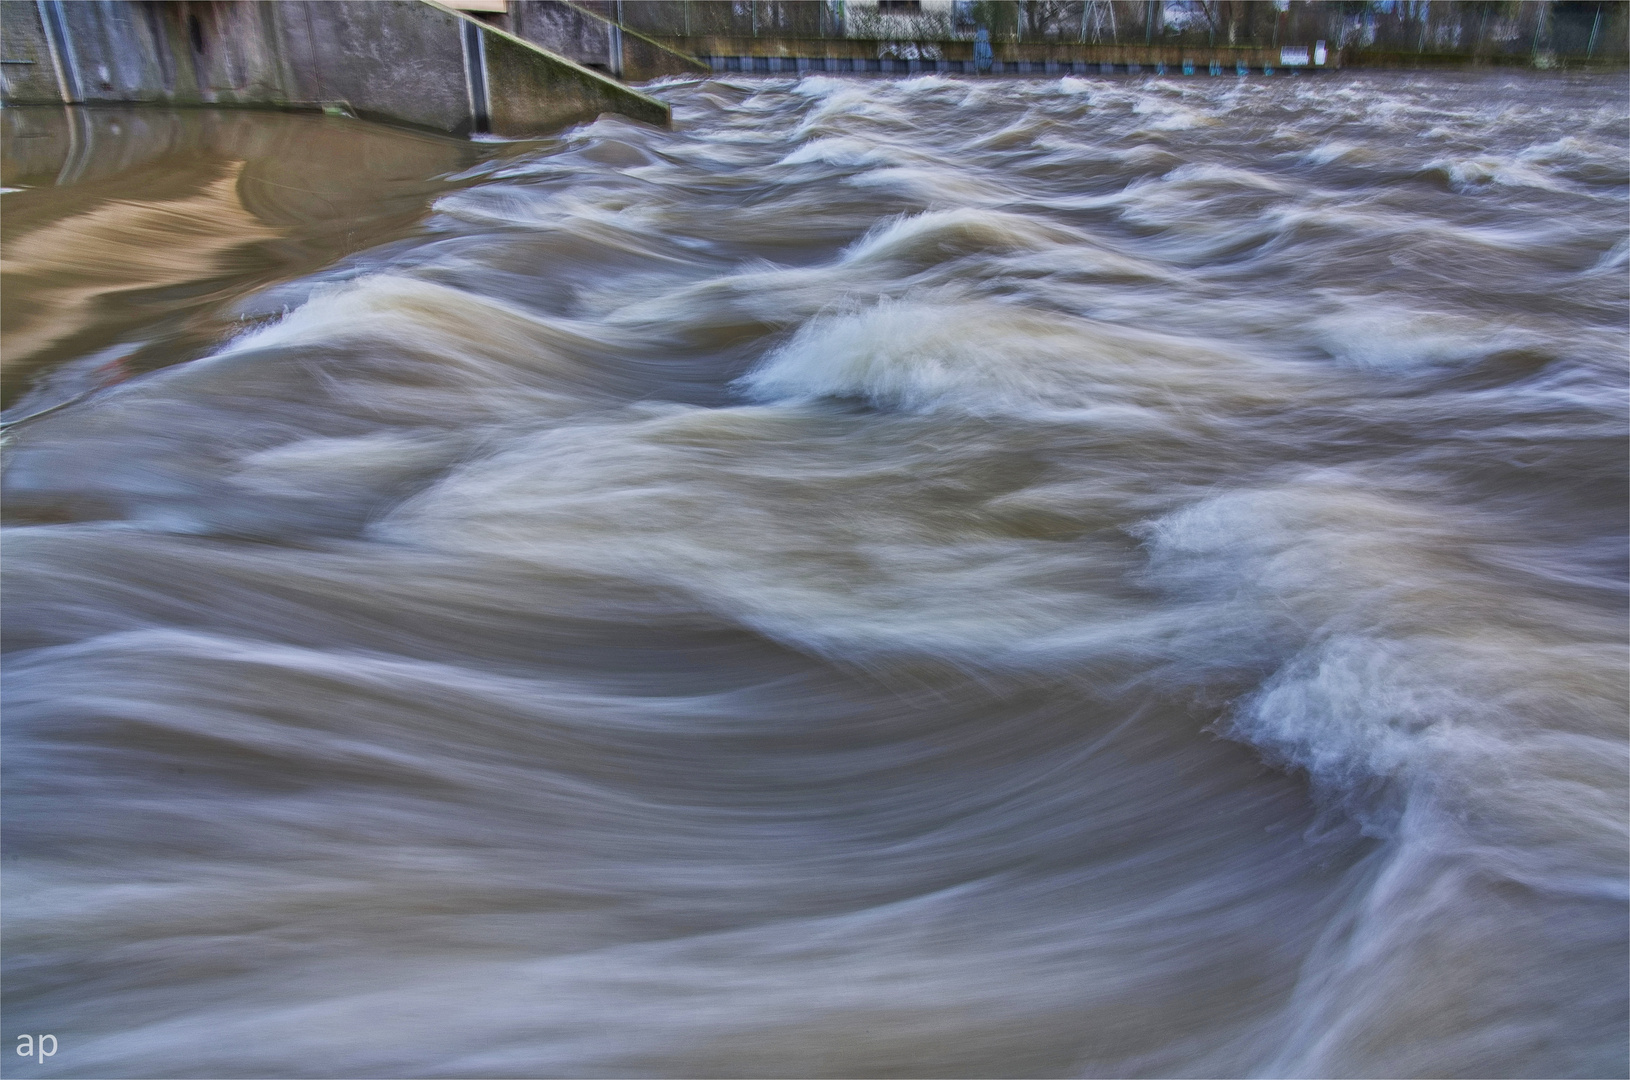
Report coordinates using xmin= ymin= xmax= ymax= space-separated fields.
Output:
xmin=481 ymin=11 xmax=669 ymax=130
xmin=508 ymin=2 xmax=709 ymax=81
xmin=0 ymin=1 xmax=669 ymax=136
xmin=0 ymin=2 xmax=64 ymax=101
xmin=300 ymin=2 xmax=475 ymax=131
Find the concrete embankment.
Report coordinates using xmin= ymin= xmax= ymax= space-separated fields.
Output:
xmin=0 ymin=0 xmax=669 ymax=137
xmin=495 ymin=1 xmax=711 ymax=81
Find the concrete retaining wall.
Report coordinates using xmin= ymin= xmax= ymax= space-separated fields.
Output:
xmin=506 ymin=1 xmax=710 ymax=81
xmin=0 ymin=0 xmax=669 ymax=136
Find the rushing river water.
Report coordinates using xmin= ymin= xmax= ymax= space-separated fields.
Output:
xmin=3 ymin=72 xmax=1627 ymax=1078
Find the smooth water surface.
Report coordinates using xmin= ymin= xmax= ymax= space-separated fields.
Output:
xmin=3 ymin=74 xmax=1627 ymax=1078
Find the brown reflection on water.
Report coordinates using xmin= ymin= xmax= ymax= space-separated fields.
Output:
xmin=0 ymin=107 xmax=483 ymax=409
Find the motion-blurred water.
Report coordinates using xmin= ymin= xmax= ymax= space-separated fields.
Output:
xmin=3 ymin=72 xmax=1626 ymax=1078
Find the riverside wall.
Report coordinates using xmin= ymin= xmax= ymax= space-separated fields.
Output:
xmin=491 ymin=1 xmax=712 ymax=80
xmin=0 ymin=0 xmax=669 ymax=137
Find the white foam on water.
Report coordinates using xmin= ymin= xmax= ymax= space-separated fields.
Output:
xmin=737 ymin=297 xmax=1304 ymax=423
xmin=1427 ymin=153 xmax=1576 ymax=192
xmin=840 ymin=207 xmax=1082 ymax=265
xmin=1137 ymin=473 xmax=1628 ymax=865
xmin=776 ymin=135 xmax=889 ymax=167
xmin=377 ymin=400 xmax=1167 ymax=661
xmin=1309 ymin=306 xmax=1540 ymax=371
xmin=206 ymin=274 xmax=637 ymax=393
xmin=1304 ymin=139 xmax=1363 ymax=165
